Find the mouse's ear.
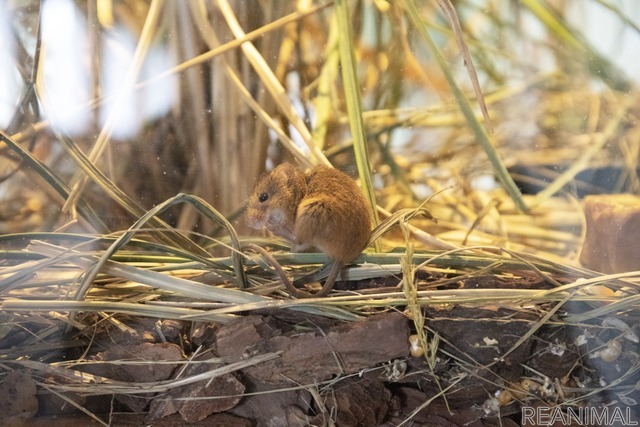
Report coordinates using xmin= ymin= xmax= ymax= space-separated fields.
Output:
xmin=272 ymin=162 xmax=296 ymax=177
xmin=273 ymin=163 xmax=305 ymax=189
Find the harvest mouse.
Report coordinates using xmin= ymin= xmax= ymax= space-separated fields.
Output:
xmin=247 ymin=162 xmax=371 ymax=297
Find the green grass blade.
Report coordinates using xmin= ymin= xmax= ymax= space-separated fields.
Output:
xmin=53 ymin=132 xmax=202 ymax=251
xmin=521 ymin=0 xmax=630 ymax=91
xmin=403 ymin=0 xmax=527 ymax=212
xmin=335 ymin=0 xmax=381 ymax=248
xmin=72 ymin=193 xmax=247 ymax=302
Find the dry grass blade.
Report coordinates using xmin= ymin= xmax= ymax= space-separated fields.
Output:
xmin=11 ymin=1 xmax=332 ymax=147
xmin=403 ymin=0 xmax=527 ymax=212
xmin=55 ymin=202 xmax=200 ymax=304
xmin=27 ymin=240 xmax=263 ymax=305
xmin=563 ymin=294 xmax=640 ymax=323
xmin=0 ymin=250 xmax=82 ymax=294
xmin=75 ymin=193 xmax=247 ymax=297
xmin=562 ymin=362 xmax=640 ymax=406
xmin=485 ymin=291 xmax=576 ymax=371
xmin=215 ymin=0 xmax=330 ymax=166
xmin=59 ymin=0 xmax=165 ymax=214
xmin=139 ymin=1 xmax=333 ymax=93
xmin=369 ymin=207 xmax=436 ymax=244
xmin=187 ymin=2 xmax=313 ymax=169
xmin=312 ymin=14 xmax=340 ymax=150
xmin=397 ymin=378 xmax=462 ymax=427
xmin=39 ymin=384 xmax=109 ymax=427
xmin=1 ymin=300 xmax=234 ymax=323
xmin=435 ymin=0 xmax=493 ymax=133
xmin=377 ymin=206 xmax=459 ymax=251
xmin=0 ymin=130 xmax=107 ymax=232
xmin=6 ymin=352 xmax=282 ymax=394
xmin=530 ymin=95 xmax=636 ymax=207
xmin=52 ymin=131 xmax=196 ymax=250
xmin=399 ymin=221 xmax=452 ymax=416
xmin=52 ymin=132 xmax=123 ymax=201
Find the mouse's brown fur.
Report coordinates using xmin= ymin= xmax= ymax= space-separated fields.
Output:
xmin=247 ymin=163 xmax=371 ymax=297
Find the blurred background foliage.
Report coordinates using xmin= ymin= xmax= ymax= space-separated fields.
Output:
xmin=0 ymin=0 xmax=638 ymax=262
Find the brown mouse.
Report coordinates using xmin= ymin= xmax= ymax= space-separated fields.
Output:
xmin=247 ymin=162 xmax=371 ymax=297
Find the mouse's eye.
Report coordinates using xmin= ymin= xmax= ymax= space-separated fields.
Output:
xmin=258 ymin=193 xmax=269 ymax=203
